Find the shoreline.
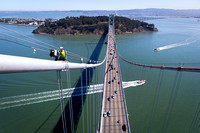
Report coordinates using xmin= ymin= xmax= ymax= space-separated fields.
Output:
xmin=0 ymin=22 xmax=38 ymax=27
xmin=34 ymin=29 xmax=158 ymax=36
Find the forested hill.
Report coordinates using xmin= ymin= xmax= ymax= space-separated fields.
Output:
xmin=32 ymin=16 xmax=158 ymax=35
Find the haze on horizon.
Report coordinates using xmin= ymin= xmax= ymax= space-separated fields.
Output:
xmin=1 ymin=0 xmax=200 ymax=11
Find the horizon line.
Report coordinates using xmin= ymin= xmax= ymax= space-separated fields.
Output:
xmin=0 ymin=8 xmax=200 ymax=12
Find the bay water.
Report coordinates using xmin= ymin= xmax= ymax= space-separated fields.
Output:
xmin=0 ymin=13 xmax=200 ymax=133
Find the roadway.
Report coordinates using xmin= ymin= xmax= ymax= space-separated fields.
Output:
xmin=99 ymin=15 xmax=130 ymax=133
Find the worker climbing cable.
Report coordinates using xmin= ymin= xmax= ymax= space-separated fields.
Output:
xmin=49 ymin=47 xmax=67 ymax=61
xmin=59 ymin=46 xmax=67 ymax=61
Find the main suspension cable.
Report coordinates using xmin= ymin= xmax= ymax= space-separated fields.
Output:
xmin=117 ymin=50 xmax=200 ymax=72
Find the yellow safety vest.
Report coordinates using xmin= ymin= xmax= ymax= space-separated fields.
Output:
xmin=60 ymin=50 xmax=67 ymax=59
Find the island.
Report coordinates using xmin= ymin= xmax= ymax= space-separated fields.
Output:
xmin=32 ymin=16 xmax=158 ymax=35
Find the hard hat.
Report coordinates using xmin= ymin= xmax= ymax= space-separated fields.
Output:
xmin=60 ymin=46 xmax=63 ymax=49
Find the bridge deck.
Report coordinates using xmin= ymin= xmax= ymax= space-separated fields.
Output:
xmin=99 ymin=15 xmax=130 ymax=133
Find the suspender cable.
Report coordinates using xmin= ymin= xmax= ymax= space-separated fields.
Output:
xmin=93 ymin=67 xmax=95 ymax=133
xmin=57 ymin=71 xmax=67 ymax=133
xmin=69 ymin=70 xmax=75 ymax=133
xmin=86 ymin=68 xmax=89 ymax=133
xmin=57 ymin=71 xmax=65 ymax=133
xmin=96 ymin=66 xmax=98 ymax=128
xmin=66 ymin=70 xmax=74 ymax=133
xmin=81 ymin=68 xmax=85 ymax=133
xmin=89 ymin=68 xmax=91 ymax=133
xmin=161 ymin=71 xmax=183 ymax=133
xmin=61 ymin=71 xmax=67 ymax=133
xmin=148 ymin=69 xmax=164 ymax=133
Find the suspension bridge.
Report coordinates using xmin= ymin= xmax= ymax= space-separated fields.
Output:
xmin=0 ymin=15 xmax=200 ymax=133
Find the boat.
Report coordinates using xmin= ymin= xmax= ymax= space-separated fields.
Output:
xmin=136 ymin=80 xmax=145 ymax=84
xmin=154 ymin=48 xmax=160 ymax=52
xmin=122 ymin=80 xmax=145 ymax=88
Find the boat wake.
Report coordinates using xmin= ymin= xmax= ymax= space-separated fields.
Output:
xmin=0 ymin=80 xmax=145 ymax=110
xmin=154 ymin=36 xmax=198 ymax=52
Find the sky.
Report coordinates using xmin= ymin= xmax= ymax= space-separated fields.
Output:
xmin=1 ymin=0 xmax=200 ymax=11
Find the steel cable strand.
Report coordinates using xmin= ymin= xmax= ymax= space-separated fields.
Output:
xmin=80 ymin=68 xmax=85 ymax=133
xmin=164 ymin=71 xmax=183 ymax=133
xmin=161 ymin=71 xmax=179 ymax=133
xmin=57 ymin=71 xmax=67 ymax=133
xmin=0 ymin=32 xmax=52 ymax=50
xmin=188 ymin=103 xmax=200 ymax=133
xmin=67 ymin=70 xmax=75 ymax=133
xmin=95 ymin=66 xmax=98 ymax=131
xmin=148 ymin=69 xmax=164 ymax=133
xmin=89 ymin=68 xmax=91 ymax=133
xmin=86 ymin=68 xmax=89 ymax=133
xmin=60 ymin=71 xmax=67 ymax=133
xmin=69 ymin=70 xmax=75 ymax=133
xmin=0 ymin=34 xmax=91 ymax=60
xmin=0 ymin=26 xmax=100 ymax=62
xmin=93 ymin=67 xmax=95 ymax=133
xmin=161 ymin=71 xmax=183 ymax=133
xmin=0 ymin=37 xmax=49 ymax=52
xmin=141 ymin=67 xmax=153 ymax=131
xmin=192 ymin=107 xmax=200 ymax=133
xmin=0 ymin=25 xmax=58 ymax=49
xmin=95 ymin=66 xmax=97 ymax=130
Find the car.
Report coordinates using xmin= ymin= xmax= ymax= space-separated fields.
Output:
xmin=108 ymin=81 xmax=111 ymax=84
xmin=114 ymin=77 xmax=116 ymax=80
xmin=107 ymin=97 xmax=110 ymax=101
xmin=103 ymin=112 xmax=107 ymax=118
xmin=115 ymin=90 xmax=118 ymax=94
xmin=107 ymin=110 xmax=111 ymax=117
xmin=122 ymin=124 xmax=126 ymax=131
xmin=111 ymin=95 xmax=115 ymax=99
xmin=112 ymin=79 xmax=114 ymax=82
